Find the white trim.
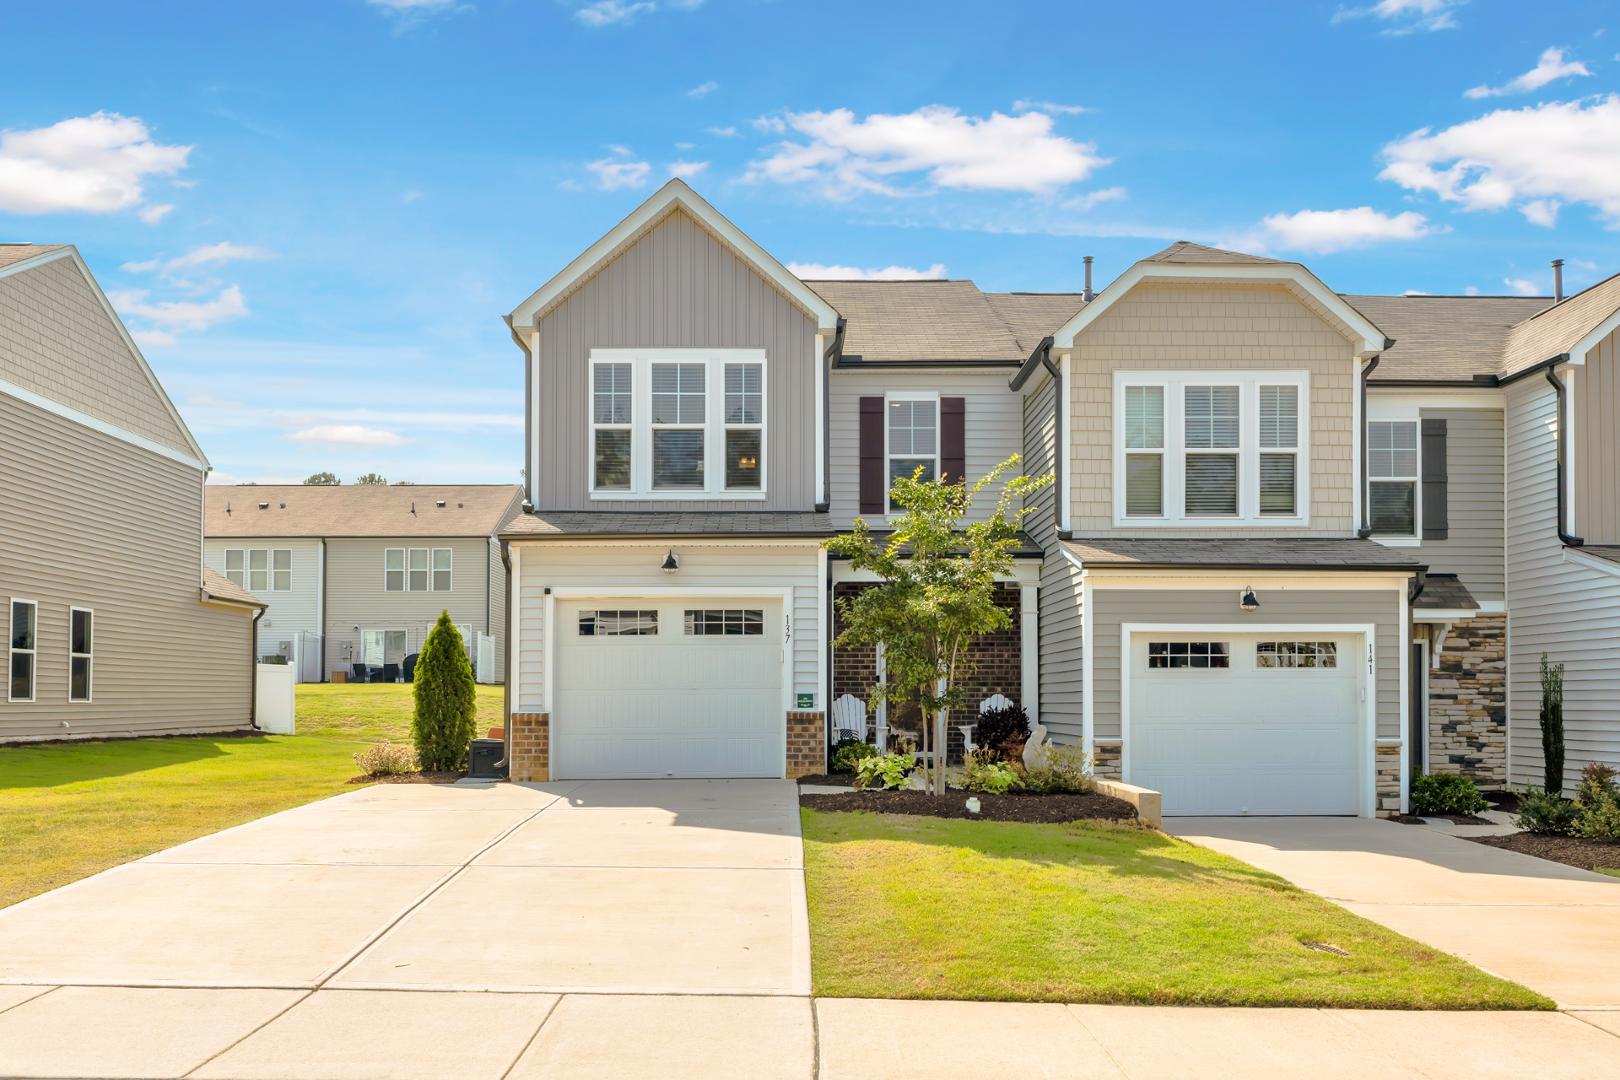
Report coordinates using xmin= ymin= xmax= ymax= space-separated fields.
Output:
xmin=542 ymin=590 xmax=556 ymax=714
xmin=883 ymin=389 xmax=940 ymax=516
xmin=816 ymin=544 xmax=829 ymax=716
xmin=1083 ymin=569 xmax=1413 ymax=590
xmin=1051 ymin=260 xmax=1385 ymax=354
xmin=815 ymin=329 xmax=830 ymax=506
xmin=1368 ymin=388 xmax=1506 ymax=409
xmin=1564 ymin=545 xmax=1620 ymax=578
xmin=1020 ymin=583 xmax=1039 ymax=722
xmin=1352 ymin=360 xmax=1365 ymax=532
xmin=1412 ymin=608 xmax=1476 ymax=621
xmin=527 ymin=328 xmax=542 ymax=507
xmin=830 ymin=560 xmax=1040 ymax=586
xmin=511 ymin=537 xmax=823 ymax=549
xmin=507 ymin=543 xmax=521 ymax=717
xmin=1080 ymin=570 xmax=1094 ymax=755
xmin=68 ymin=606 xmax=93 ymax=703
xmin=0 ymin=376 xmax=205 ymax=470
xmin=7 ymin=597 xmax=38 ymax=703
xmin=508 ymin=178 xmax=839 ymax=331
xmin=1120 ymin=621 xmax=1380 ymax=818
xmin=1564 ymin=364 xmax=1578 ymax=539
xmin=1059 ymin=353 xmax=1073 ymax=533
xmin=1398 ymin=584 xmax=1410 ymax=815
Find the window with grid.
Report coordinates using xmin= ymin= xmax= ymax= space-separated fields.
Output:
xmin=69 ymin=607 xmax=93 ymax=702
xmin=1183 ymin=386 xmax=1240 ymax=516
xmin=226 ymin=549 xmax=290 ymax=591
xmin=1259 ymin=385 xmax=1299 ymax=516
xmin=1123 ymin=385 xmax=1164 ymax=516
xmin=578 ymin=610 xmax=658 ymax=636
xmin=1368 ymin=420 xmax=1418 ymax=535
xmin=651 ymin=362 xmax=706 ymax=490
xmin=9 ymin=599 xmax=36 ymax=702
xmin=684 ymin=609 xmax=764 ymax=636
xmin=1256 ymin=641 xmax=1338 ymax=669
xmin=1147 ymin=641 xmax=1230 ymax=669
xmin=724 ymin=362 xmax=763 ymax=490
xmin=887 ymin=397 xmax=938 ymax=509
xmin=592 ymin=362 xmax=633 ymax=492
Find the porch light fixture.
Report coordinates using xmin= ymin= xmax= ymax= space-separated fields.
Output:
xmin=661 ymin=549 xmax=680 ymax=574
xmin=1239 ymin=587 xmax=1259 ymax=612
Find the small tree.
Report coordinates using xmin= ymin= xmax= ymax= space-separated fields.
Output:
xmin=412 ymin=611 xmax=477 ymax=771
xmin=303 ymin=471 xmax=339 ymax=486
xmin=356 ymin=472 xmax=387 ymax=486
xmin=1540 ymin=652 xmax=1566 ymax=795
xmin=825 ymin=456 xmax=1050 ymax=795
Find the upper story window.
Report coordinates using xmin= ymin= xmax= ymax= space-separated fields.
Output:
xmin=1114 ymin=371 xmax=1309 ymax=527
xmin=886 ymin=393 xmax=938 ymax=511
xmin=385 ymin=547 xmax=452 ymax=592
xmin=224 ymin=548 xmax=292 ymax=592
xmin=589 ymin=349 xmax=767 ymax=500
xmin=1368 ymin=420 xmax=1418 ymax=536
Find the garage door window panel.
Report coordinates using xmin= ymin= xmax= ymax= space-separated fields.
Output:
xmin=578 ymin=610 xmax=658 ymax=637
xmin=685 ymin=609 xmax=764 ymax=636
xmin=1147 ymin=641 xmax=1230 ymax=669
xmin=1257 ymin=640 xmax=1338 ymax=669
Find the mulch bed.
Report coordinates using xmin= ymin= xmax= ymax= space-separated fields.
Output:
xmin=1485 ymin=790 xmax=1521 ymax=813
xmin=347 ymin=770 xmax=464 ymax=785
xmin=795 ymin=773 xmax=853 ymax=786
xmin=1392 ymin=812 xmax=1493 ymax=825
xmin=1467 ymin=831 xmax=1620 ymax=873
xmin=799 ymin=788 xmax=1137 ymax=824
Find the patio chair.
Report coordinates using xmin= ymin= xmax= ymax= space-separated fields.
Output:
xmin=351 ymin=663 xmax=369 ymax=683
xmin=402 ymin=653 xmax=419 ymax=682
xmin=381 ymin=662 xmax=400 ymax=683
xmin=830 ymin=693 xmax=867 ymax=744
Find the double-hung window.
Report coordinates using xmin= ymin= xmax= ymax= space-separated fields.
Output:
xmin=591 ymin=362 xmax=633 ymax=492
xmin=886 ymin=394 xmax=938 ymax=510
xmin=385 ymin=547 xmax=452 ymax=591
xmin=224 ymin=549 xmax=291 ymax=592
xmin=651 ymin=362 xmax=706 ymax=490
xmin=724 ymin=362 xmax=763 ymax=490
xmin=69 ymin=607 xmax=93 ymax=702
xmin=1115 ymin=371 xmax=1309 ymax=525
xmin=1368 ymin=420 xmax=1418 ymax=536
xmin=8 ymin=599 xmax=36 ymax=703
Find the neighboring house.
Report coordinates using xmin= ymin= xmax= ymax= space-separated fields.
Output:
xmin=498 ymin=180 xmax=1620 ymax=813
xmin=203 ymin=484 xmax=523 ymax=683
xmin=0 ymin=244 xmax=264 ymax=742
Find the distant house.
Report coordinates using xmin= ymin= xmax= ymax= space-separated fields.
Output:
xmin=0 ymin=244 xmax=263 ymax=742
xmin=203 ymin=484 xmax=523 ymax=683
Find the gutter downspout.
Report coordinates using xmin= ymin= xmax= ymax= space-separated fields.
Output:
xmin=496 ymin=540 xmax=513 ymax=775
xmin=1032 ymin=337 xmax=1064 ymax=538
xmin=1545 ymin=364 xmax=1585 ymax=547
xmin=249 ymin=606 xmax=265 ymax=729
xmin=1357 ymin=355 xmax=1381 ymax=538
xmin=818 ymin=318 xmax=846 ymax=513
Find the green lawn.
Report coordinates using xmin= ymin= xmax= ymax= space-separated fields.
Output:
xmin=0 ymin=683 xmax=502 ymax=910
xmin=802 ymin=809 xmax=1551 ymax=1009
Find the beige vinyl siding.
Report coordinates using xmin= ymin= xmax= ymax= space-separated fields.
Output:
xmin=534 ymin=208 xmax=817 ymax=512
xmin=323 ymin=537 xmax=496 ymax=677
xmin=1070 ymin=282 xmax=1357 ymax=536
xmin=1416 ymin=408 xmax=1505 ymax=603
xmin=1574 ymin=326 xmax=1620 ymax=545
xmin=486 ymin=536 xmax=507 ymax=682
xmin=204 ymin=538 xmax=323 ymax=659
xmin=829 ymin=367 xmax=1023 ymax=528
xmin=0 ymin=393 xmax=252 ymax=739
xmin=1505 ymin=377 xmax=1620 ymax=793
xmin=1022 ymin=372 xmax=1083 ymax=743
xmin=1087 ymin=586 xmax=1403 ymax=742
xmin=514 ymin=542 xmax=822 ymax=714
xmin=0 ymin=254 xmax=192 ymax=454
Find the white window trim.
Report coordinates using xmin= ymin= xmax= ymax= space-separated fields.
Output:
xmin=1112 ymin=371 xmax=1311 ymax=527
xmin=1366 ymin=402 xmax=1422 ymax=543
xmin=224 ymin=548 xmax=292 ymax=593
xmin=884 ymin=390 xmax=941 ymax=516
xmin=8 ymin=598 xmax=37 ymax=703
xmin=69 ymin=606 xmax=93 ymax=703
xmin=588 ymin=348 xmax=769 ymax=501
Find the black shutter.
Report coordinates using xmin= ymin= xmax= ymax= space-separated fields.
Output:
xmin=1421 ymin=418 xmax=1448 ymax=540
xmin=858 ymin=397 xmax=884 ymax=515
xmin=941 ymin=397 xmax=966 ymax=484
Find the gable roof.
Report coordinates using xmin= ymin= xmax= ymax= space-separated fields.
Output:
xmin=0 ymin=243 xmax=67 ymax=269
xmin=206 ymin=484 xmax=524 ymax=539
xmin=1142 ymin=240 xmax=1283 ymax=265
xmin=508 ymin=180 xmax=838 ymax=332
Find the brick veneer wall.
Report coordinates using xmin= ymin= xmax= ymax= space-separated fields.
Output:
xmin=1376 ymin=744 xmax=1402 ymax=817
xmin=786 ymin=712 xmax=825 ymax=778
xmin=831 ymin=582 xmax=1023 ymax=761
xmin=1426 ymin=614 xmax=1507 ymax=786
xmin=509 ymin=712 xmax=549 ymax=782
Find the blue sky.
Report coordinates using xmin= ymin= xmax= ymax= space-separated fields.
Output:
xmin=3 ymin=0 xmax=1617 ymax=484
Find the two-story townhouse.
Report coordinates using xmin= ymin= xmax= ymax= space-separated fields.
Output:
xmin=1 ymin=244 xmax=263 ymax=742
xmin=498 ymin=180 xmax=1619 ymax=815
xmin=204 ymin=484 xmax=522 ymax=683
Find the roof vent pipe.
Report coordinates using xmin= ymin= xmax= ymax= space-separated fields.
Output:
xmin=1083 ymin=256 xmax=1095 ymax=302
xmin=1552 ymin=259 xmax=1565 ymax=302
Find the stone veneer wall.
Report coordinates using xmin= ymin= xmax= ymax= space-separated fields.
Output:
xmin=509 ymin=712 xmax=550 ymax=782
xmin=1092 ymin=741 xmax=1122 ymax=780
xmin=786 ymin=712 xmax=825 ymax=778
xmin=1425 ymin=614 xmax=1508 ymax=786
xmin=1376 ymin=744 xmax=1402 ymax=817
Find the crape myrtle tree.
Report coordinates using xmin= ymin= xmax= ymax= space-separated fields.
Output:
xmin=825 ymin=455 xmax=1051 ymax=796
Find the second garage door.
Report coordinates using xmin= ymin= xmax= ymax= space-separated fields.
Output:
xmin=1128 ymin=632 xmax=1365 ymax=816
xmin=552 ymin=599 xmax=784 ymax=779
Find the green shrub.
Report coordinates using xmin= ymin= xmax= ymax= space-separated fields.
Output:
xmin=854 ymin=753 xmax=916 ymax=791
xmin=1410 ymin=773 xmax=1488 ymax=816
xmin=960 ymin=752 xmax=1023 ymax=794
xmin=1020 ymin=743 xmax=1094 ymax=794
xmin=830 ymin=737 xmax=879 ymax=774
xmin=1514 ymin=786 xmax=1577 ymax=835
xmin=411 ymin=611 xmax=477 ymax=772
xmin=974 ymin=704 xmax=1030 ymax=762
xmin=353 ymin=741 xmax=419 ymax=777
xmin=1574 ymin=763 xmax=1620 ymax=841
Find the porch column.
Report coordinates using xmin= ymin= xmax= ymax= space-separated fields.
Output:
xmin=1020 ymin=583 xmax=1039 ymax=721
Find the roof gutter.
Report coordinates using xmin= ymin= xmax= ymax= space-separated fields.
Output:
xmin=1357 ymin=355 xmax=1380 ymax=538
xmin=1545 ymin=363 xmax=1585 ymax=547
xmin=819 ymin=318 xmax=845 ymax=513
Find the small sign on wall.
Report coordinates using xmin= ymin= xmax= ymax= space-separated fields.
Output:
xmin=796 ymin=693 xmax=815 ymax=710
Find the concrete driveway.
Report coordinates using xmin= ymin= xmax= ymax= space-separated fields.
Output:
xmin=1175 ymin=816 xmax=1620 ymax=1009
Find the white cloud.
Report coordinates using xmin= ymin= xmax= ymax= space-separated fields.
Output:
xmin=0 ymin=112 xmax=189 ymax=217
xmin=1466 ymin=47 xmax=1591 ymax=99
xmin=1521 ymin=198 xmax=1561 ymax=227
xmin=744 ymin=106 xmax=1109 ymax=198
xmin=667 ymin=160 xmax=709 ymax=180
xmin=686 ymin=80 xmax=719 ymax=98
xmin=1332 ymin=0 xmax=1464 ymax=35
xmin=575 ymin=0 xmax=656 ymax=26
xmin=585 ymin=155 xmax=651 ymax=190
xmin=787 ymin=261 xmax=948 ymax=281
xmin=1505 ymin=276 xmax=1543 ymax=296
xmin=1012 ymin=99 xmax=1087 ymax=116
xmin=706 ymin=125 xmax=738 ymax=137
xmin=137 ymin=203 xmax=174 ymax=224
xmin=1257 ymin=206 xmax=1439 ymax=253
xmin=131 ymin=328 xmax=177 ymax=348
xmin=284 ymin=424 xmax=410 ymax=447
xmin=1062 ymin=186 xmax=1128 ymax=211
xmin=1380 ymin=94 xmax=1620 ymax=225
xmin=122 ymin=242 xmax=273 ymax=276
xmin=108 ymin=284 xmax=248 ymax=335
xmin=366 ymin=0 xmax=465 ymax=29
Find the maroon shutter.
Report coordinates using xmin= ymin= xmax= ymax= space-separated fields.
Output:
xmin=941 ymin=397 xmax=966 ymax=483
xmin=859 ymin=397 xmax=885 ymax=515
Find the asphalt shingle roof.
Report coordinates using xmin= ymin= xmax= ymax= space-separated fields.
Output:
xmin=201 ymin=568 xmax=266 ymax=608
xmin=806 ymin=279 xmax=1029 ymax=362
xmin=503 ymin=510 xmax=833 ymax=538
xmin=1142 ymin=241 xmax=1283 ymax=265
xmin=1063 ymin=536 xmax=1424 ymax=570
xmin=206 ymin=485 xmax=523 ymax=538
xmin=1346 ymin=294 xmax=1550 ymax=383
xmin=0 ymin=243 xmax=66 ymax=270
xmin=1501 ymin=272 xmax=1620 ymax=379
xmin=1412 ymin=573 xmax=1479 ymax=611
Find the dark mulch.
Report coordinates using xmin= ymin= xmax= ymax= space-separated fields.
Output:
xmin=1485 ymin=790 xmax=1521 ymax=813
xmin=1394 ymin=811 xmax=1493 ymax=825
xmin=1467 ymin=831 xmax=1620 ymax=873
xmin=799 ymin=788 xmax=1137 ymax=824
xmin=347 ymin=770 xmax=464 ymax=785
xmin=795 ymin=773 xmax=852 ymax=786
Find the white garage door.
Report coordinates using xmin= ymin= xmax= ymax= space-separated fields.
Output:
xmin=553 ymin=599 xmax=783 ymax=779
xmin=1129 ymin=632 xmax=1363 ymax=816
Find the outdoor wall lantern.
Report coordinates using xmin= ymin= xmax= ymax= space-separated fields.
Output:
xmin=1239 ymin=587 xmax=1260 ymax=612
xmin=661 ymin=549 xmax=680 ymax=573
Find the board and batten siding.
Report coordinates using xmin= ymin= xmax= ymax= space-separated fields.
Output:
xmin=1505 ymin=376 xmax=1620 ymax=793
xmin=514 ymin=542 xmax=822 ymax=714
xmin=829 ymin=368 xmax=1024 ymax=528
xmin=322 ymin=537 xmax=499 ymax=679
xmin=1574 ymin=325 xmax=1620 ymax=546
xmin=1416 ymin=408 xmax=1505 ymax=603
xmin=1086 ymin=587 xmax=1403 ymax=742
xmin=0 ymin=392 xmax=253 ymax=739
xmin=533 ymin=208 xmax=818 ymax=512
xmin=204 ymin=538 xmax=323 ymax=659
xmin=1021 ymin=371 xmax=1084 ymax=744
xmin=1070 ymin=282 xmax=1358 ymax=536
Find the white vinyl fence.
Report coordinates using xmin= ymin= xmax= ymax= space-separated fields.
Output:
xmin=255 ymin=661 xmax=296 ymax=734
